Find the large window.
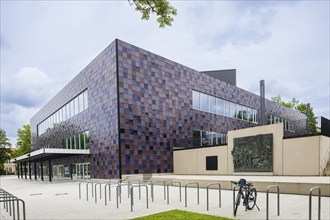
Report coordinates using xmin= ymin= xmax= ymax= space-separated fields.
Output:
xmin=192 ymin=90 xmax=258 ymax=124
xmin=38 ymin=90 xmax=88 ymax=136
xmin=267 ymin=115 xmax=295 ymax=132
xmin=63 ymin=130 xmax=90 ymax=150
xmin=193 ymin=129 xmax=227 ymax=147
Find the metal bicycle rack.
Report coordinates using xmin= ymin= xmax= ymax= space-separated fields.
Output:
xmin=94 ymin=182 xmax=103 ymax=203
xmin=232 ymin=184 xmax=240 ymax=216
xmin=104 ymin=179 xmax=123 ymax=205
xmin=130 ymin=185 xmax=149 ymax=212
xmin=86 ymin=182 xmax=95 ymax=201
xmin=184 ymin=182 xmax=199 ymax=207
xmin=150 ymin=180 xmax=166 ymax=202
xmin=128 ymin=180 xmax=141 ymax=200
xmin=79 ymin=181 xmax=90 ymax=199
xmin=206 ymin=183 xmax=221 ymax=211
xmin=309 ymin=187 xmax=321 ymax=220
xmin=116 ymin=183 xmax=133 ymax=208
xmin=266 ymin=185 xmax=280 ymax=220
xmin=167 ymin=181 xmax=182 ymax=205
xmin=0 ymin=188 xmax=26 ymax=220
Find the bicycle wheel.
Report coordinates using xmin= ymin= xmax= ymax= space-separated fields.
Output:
xmin=246 ymin=188 xmax=257 ymax=210
xmin=234 ymin=191 xmax=241 ymax=216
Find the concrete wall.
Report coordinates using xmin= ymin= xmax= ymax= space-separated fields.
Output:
xmin=174 ymin=124 xmax=330 ymax=176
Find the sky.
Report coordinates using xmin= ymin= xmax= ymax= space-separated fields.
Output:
xmin=1 ymin=0 xmax=329 ymax=146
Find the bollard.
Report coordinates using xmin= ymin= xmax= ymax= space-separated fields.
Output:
xmin=184 ymin=182 xmax=199 ymax=207
xmin=309 ymin=187 xmax=321 ymax=220
xmin=206 ymin=183 xmax=221 ymax=211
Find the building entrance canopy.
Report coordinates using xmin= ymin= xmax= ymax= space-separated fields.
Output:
xmin=10 ymin=148 xmax=90 ymax=163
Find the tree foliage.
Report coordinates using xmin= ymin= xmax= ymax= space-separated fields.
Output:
xmin=0 ymin=128 xmax=12 ymax=174
xmin=129 ymin=0 xmax=177 ymax=28
xmin=271 ymin=95 xmax=317 ymax=134
xmin=12 ymin=124 xmax=31 ymax=158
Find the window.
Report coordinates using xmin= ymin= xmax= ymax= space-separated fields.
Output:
xmin=84 ymin=130 xmax=90 ymax=149
xmin=75 ymin=97 xmax=79 ymax=114
xmin=209 ymin=96 xmax=216 ymax=114
xmin=200 ymin=93 xmax=209 ymax=112
xmin=230 ymin=102 xmax=236 ymax=118
xmin=206 ymin=156 xmax=218 ymax=170
xmin=79 ymin=93 xmax=84 ymax=113
xmin=192 ymin=90 xmax=200 ymax=110
xmin=224 ymin=100 xmax=230 ymax=117
xmin=70 ymin=100 xmax=75 ymax=117
xmin=83 ymin=90 xmax=88 ymax=110
xmin=216 ymin=98 xmax=223 ymax=115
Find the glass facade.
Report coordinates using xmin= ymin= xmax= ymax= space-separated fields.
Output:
xmin=37 ymin=90 xmax=88 ymax=136
xmin=267 ymin=115 xmax=295 ymax=132
xmin=192 ymin=90 xmax=258 ymax=124
xmin=63 ymin=130 xmax=90 ymax=150
xmin=193 ymin=129 xmax=227 ymax=147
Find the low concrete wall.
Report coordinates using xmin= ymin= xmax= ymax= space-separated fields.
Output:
xmin=173 ymin=124 xmax=330 ymax=177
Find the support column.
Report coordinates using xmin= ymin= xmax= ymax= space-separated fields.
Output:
xmin=34 ymin=161 xmax=37 ymax=180
xmin=20 ymin=163 xmax=23 ymax=178
xmin=29 ymin=162 xmax=32 ymax=180
xmin=24 ymin=162 xmax=27 ymax=179
xmin=260 ymin=80 xmax=266 ymax=125
xmin=40 ymin=161 xmax=44 ymax=181
xmin=48 ymin=159 xmax=52 ymax=182
xmin=70 ymin=164 xmax=73 ymax=180
xmin=17 ymin=163 xmax=20 ymax=178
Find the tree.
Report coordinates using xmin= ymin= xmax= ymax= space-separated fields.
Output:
xmin=0 ymin=128 xmax=12 ymax=174
xmin=129 ymin=0 xmax=177 ymax=28
xmin=271 ymin=95 xmax=317 ymax=134
xmin=12 ymin=124 xmax=31 ymax=157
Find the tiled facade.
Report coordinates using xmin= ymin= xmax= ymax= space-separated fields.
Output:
xmin=30 ymin=39 xmax=306 ymax=179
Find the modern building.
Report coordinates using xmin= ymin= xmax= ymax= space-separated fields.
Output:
xmin=12 ymin=39 xmax=308 ymax=181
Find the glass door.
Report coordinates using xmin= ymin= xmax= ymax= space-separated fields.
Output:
xmin=73 ymin=163 xmax=90 ymax=180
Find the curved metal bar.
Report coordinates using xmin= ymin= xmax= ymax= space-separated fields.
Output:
xmin=0 ymin=198 xmax=25 ymax=220
xmin=184 ymin=182 xmax=199 ymax=207
xmin=166 ymin=181 xmax=182 ymax=205
xmin=128 ymin=180 xmax=141 ymax=199
xmin=86 ymin=182 xmax=95 ymax=201
xmin=309 ymin=187 xmax=321 ymax=220
xmin=150 ymin=180 xmax=166 ymax=202
xmin=104 ymin=183 xmax=112 ymax=206
xmin=266 ymin=185 xmax=280 ymax=220
xmin=79 ymin=181 xmax=89 ymax=199
xmin=206 ymin=183 xmax=221 ymax=211
xmin=130 ymin=185 xmax=149 ymax=212
xmin=232 ymin=185 xmax=240 ymax=216
xmin=116 ymin=183 xmax=133 ymax=208
xmin=94 ymin=182 xmax=104 ymax=203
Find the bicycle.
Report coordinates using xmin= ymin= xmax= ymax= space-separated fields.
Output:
xmin=232 ymin=178 xmax=260 ymax=216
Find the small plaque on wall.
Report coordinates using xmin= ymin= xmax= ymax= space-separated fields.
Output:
xmin=206 ymin=156 xmax=218 ymax=170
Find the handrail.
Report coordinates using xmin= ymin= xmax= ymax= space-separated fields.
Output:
xmin=266 ymin=185 xmax=280 ymax=220
xmin=309 ymin=187 xmax=321 ymax=220
xmin=184 ymin=182 xmax=199 ymax=207
xmin=130 ymin=185 xmax=149 ymax=212
xmin=167 ymin=181 xmax=181 ymax=205
xmin=206 ymin=183 xmax=221 ymax=211
xmin=232 ymin=185 xmax=240 ymax=216
xmin=150 ymin=180 xmax=166 ymax=202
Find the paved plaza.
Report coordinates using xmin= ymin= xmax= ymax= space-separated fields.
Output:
xmin=0 ymin=175 xmax=329 ymax=220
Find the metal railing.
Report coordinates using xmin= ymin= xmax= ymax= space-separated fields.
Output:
xmin=184 ymin=182 xmax=199 ymax=207
xmin=130 ymin=185 xmax=149 ymax=212
xmin=150 ymin=180 xmax=166 ymax=202
xmin=309 ymin=187 xmax=321 ymax=220
xmin=94 ymin=182 xmax=103 ymax=203
xmin=0 ymin=188 xmax=26 ymax=220
xmin=86 ymin=182 xmax=95 ymax=201
xmin=206 ymin=183 xmax=221 ymax=211
xmin=167 ymin=181 xmax=182 ymax=204
xmin=78 ymin=181 xmax=90 ymax=199
xmin=266 ymin=185 xmax=280 ymax=220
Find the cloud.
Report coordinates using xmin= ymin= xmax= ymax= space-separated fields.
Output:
xmin=1 ymin=67 xmax=55 ymax=107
